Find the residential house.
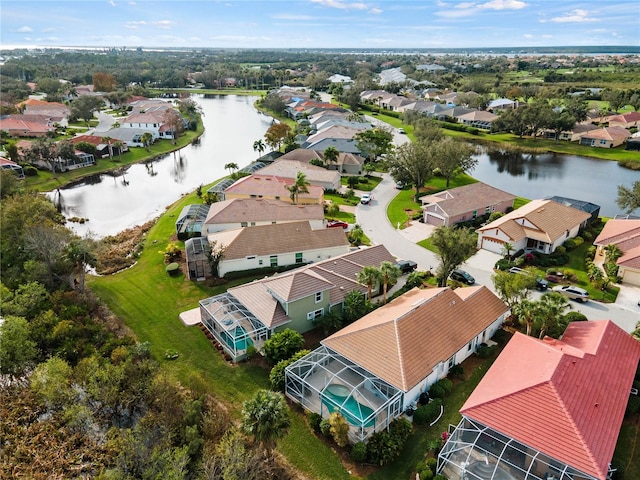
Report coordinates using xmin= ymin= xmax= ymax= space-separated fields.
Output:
xmin=476 ymin=199 xmax=591 ymax=254
xmin=175 ymin=204 xmax=211 ymax=239
xmin=257 ymin=159 xmax=341 ymax=191
xmin=279 ymin=148 xmax=365 ymax=175
xmin=19 ymin=98 xmax=70 ymax=124
xmin=96 ymin=128 xmax=150 ymax=148
xmin=546 ymin=196 xmax=600 ymax=223
xmin=607 ymin=111 xmax=640 ymax=129
xmin=579 ymin=126 xmax=631 ymax=148
xmin=327 ymin=74 xmax=353 ymax=84
xmin=554 ymin=122 xmax=599 ymax=142
xmin=456 ymin=110 xmax=499 ymax=130
xmin=71 ymin=134 xmax=128 ymax=158
xmin=422 ymin=182 xmax=516 ymax=227
xmin=198 ymin=244 xmax=397 ymax=361
xmin=0 ymin=157 xmax=25 ymax=178
xmin=202 ymin=198 xmax=325 ymax=235
xmin=286 ymin=286 xmax=509 ymax=443
xmin=222 ymin=174 xmax=324 ymax=205
xmin=0 ymin=116 xmax=55 ymax=137
xmin=302 ymin=125 xmax=363 ymax=148
xmin=487 ymin=98 xmax=517 ymax=111
xmin=436 ymin=106 xmax=474 ymax=122
xmin=121 ymin=111 xmax=166 ymax=141
xmin=594 ymin=219 xmax=640 ymax=286
xmin=207 ymin=221 xmax=350 ymax=278
xmin=438 ymin=320 xmax=640 ymax=480
xmin=306 ymin=138 xmax=363 ymax=157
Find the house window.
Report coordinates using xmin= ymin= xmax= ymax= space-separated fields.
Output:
xmin=259 ymin=259 xmax=263 ymax=265
xmin=467 ymin=338 xmax=476 ymax=352
xmin=472 ymin=210 xmax=477 ymax=219
xmin=485 ymin=206 xmax=491 ymax=215
xmin=270 ymin=255 xmax=278 ymax=267
xmin=307 ymin=308 xmax=324 ymax=321
xmin=275 ymin=196 xmax=280 ymax=200
xmin=295 ymin=252 xmax=303 ymax=264
xmin=315 ymin=291 xmax=322 ymax=303
xmin=565 ymin=230 xmax=569 ymax=238
xmin=241 ymin=222 xmax=248 ymax=227
xmin=250 ymin=222 xmax=256 ymax=226
xmin=600 ymin=140 xmax=607 ymax=145
xmin=448 ymin=355 xmax=455 ymax=370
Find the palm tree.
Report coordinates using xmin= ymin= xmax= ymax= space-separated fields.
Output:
xmin=357 ymin=265 xmax=382 ymax=301
xmin=112 ymin=140 xmax=124 ymax=162
xmin=140 ymin=132 xmax=153 ymax=151
xmin=253 ymin=139 xmax=266 ymax=157
xmin=102 ymin=136 xmax=113 ymax=160
xmin=241 ymin=389 xmax=290 ymax=452
xmin=323 ymin=146 xmax=339 ymax=168
xmin=379 ymin=261 xmax=401 ymax=304
xmin=604 ymin=244 xmax=622 ymax=265
xmin=501 ymin=242 xmax=514 ymax=259
xmin=224 ymin=162 xmax=239 ymax=177
xmin=535 ymin=292 xmax=571 ymax=339
xmin=63 ymin=239 xmax=95 ymax=292
xmin=286 ymin=171 xmax=310 ymax=204
xmin=511 ymin=298 xmax=537 ymax=336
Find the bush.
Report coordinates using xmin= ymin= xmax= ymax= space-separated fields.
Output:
xmin=413 ymin=398 xmax=442 ymax=426
xmin=586 ymin=246 xmax=596 ymax=261
xmin=434 ymin=378 xmax=453 ymax=395
xmin=428 ymin=383 xmax=445 ymax=400
xmin=366 ymin=419 xmax=412 ymax=465
xmin=476 ymin=343 xmax=495 ymax=358
xmin=564 ymin=311 xmax=588 ymax=322
xmin=434 ymin=475 xmax=449 ymax=480
xmin=427 ymin=457 xmax=438 ymax=471
xmin=165 ymin=262 xmax=180 ymax=275
xmin=262 ymin=329 xmax=304 ymax=365
xmin=420 ymin=467 xmax=435 ymax=480
xmin=626 ymin=395 xmax=640 ymax=417
xmin=449 ymin=364 xmax=464 ymax=378
xmin=269 ymin=349 xmax=311 ymax=391
xmin=329 ymin=411 xmax=350 ymax=447
xmin=306 ymin=411 xmax=322 ymax=433
xmin=23 ymin=165 xmax=39 ymax=176
xmin=494 ymin=258 xmax=515 ymax=271
xmin=320 ymin=418 xmax=331 ymax=436
xmin=350 ymin=442 xmax=368 ymax=463
xmin=555 ymin=245 xmax=566 ymax=255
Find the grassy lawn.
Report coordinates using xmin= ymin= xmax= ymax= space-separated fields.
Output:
xmin=341 ymin=175 xmax=383 ymax=192
xmin=23 ymin=127 xmax=203 ymax=192
xmin=325 ymin=192 xmax=360 ymax=207
xmin=88 ymin=186 xmax=352 ymax=480
xmin=561 ymin=243 xmax=619 ymax=302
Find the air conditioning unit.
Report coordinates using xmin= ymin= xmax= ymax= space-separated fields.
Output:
xmin=631 ymin=388 xmax=639 ymax=396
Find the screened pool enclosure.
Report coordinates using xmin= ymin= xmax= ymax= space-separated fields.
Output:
xmin=438 ymin=417 xmax=609 ymax=480
xmin=285 ymin=346 xmax=403 ymax=443
xmin=199 ymin=293 xmax=269 ymax=361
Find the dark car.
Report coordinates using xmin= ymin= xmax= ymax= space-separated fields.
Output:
xmin=509 ymin=267 xmax=548 ymax=291
xmin=396 ymin=260 xmax=417 ymax=274
xmin=326 ymin=220 xmax=348 ymax=229
xmin=450 ymin=269 xmax=475 ymax=285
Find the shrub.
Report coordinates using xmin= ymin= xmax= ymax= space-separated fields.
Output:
xmin=427 ymin=458 xmax=438 ymax=471
xmin=329 ymin=411 xmax=350 ymax=447
xmin=306 ymin=411 xmax=322 ymax=433
xmin=420 ymin=467 xmax=435 ymax=480
xmin=586 ymin=246 xmax=596 ymax=261
xmin=262 ymin=329 xmax=304 ymax=365
xmin=245 ymin=345 xmax=257 ymax=359
xmin=366 ymin=419 xmax=412 ymax=465
xmin=449 ymin=364 xmax=464 ymax=378
xmin=165 ymin=262 xmax=180 ymax=275
xmin=319 ymin=418 xmax=331 ymax=436
xmin=555 ymin=245 xmax=566 ymax=255
xmin=23 ymin=165 xmax=39 ymax=176
xmin=434 ymin=475 xmax=449 ymax=480
xmin=350 ymin=442 xmax=367 ymax=462
xmin=413 ymin=398 xmax=443 ymax=426
xmin=434 ymin=378 xmax=453 ymax=396
xmin=269 ymin=349 xmax=311 ymax=391
xmin=626 ymin=395 xmax=640 ymax=417
xmin=564 ymin=311 xmax=588 ymax=322
xmin=476 ymin=344 xmax=495 ymax=358
xmin=428 ymin=383 xmax=446 ymax=400
xmin=427 ymin=438 xmax=444 ymax=455
xmin=494 ymin=258 xmax=514 ymax=271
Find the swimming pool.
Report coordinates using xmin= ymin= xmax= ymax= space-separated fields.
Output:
xmin=322 ymin=383 xmax=375 ymax=428
xmin=221 ymin=326 xmax=253 ymax=352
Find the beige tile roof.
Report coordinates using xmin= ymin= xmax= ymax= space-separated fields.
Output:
xmin=223 ymin=174 xmax=324 ymax=202
xmin=123 ymin=111 xmax=166 ymax=124
xmin=305 ymin=125 xmax=361 ymax=144
xmin=258 ymin=159 xmax=340 ymax=184
xmin=208 ymin=221 xmax=349 ymax=260
xmin=580 ymin=126 xmax=631 ymax=141
xmin=457 ymin=110 xmax=499 ymax=122
xmin=204 ymin=198 xmax=324 ymax=225
xmin=227 ymin=245 xmax=395 ymax=328
xmin=593 ymin=219 xmax=640 ymax=252
xmin=322 ymin=286 xmax=508 ymax=391
xmin=280 ymin=148 xmax=364 ymax=168
xmin=478 ymin=199 xmax=590 ymax=243
xmin=422 ymin=182 xmax=515 ymax=217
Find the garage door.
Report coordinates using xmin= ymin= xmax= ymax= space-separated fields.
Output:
xmin=426 ymin=214 xmax=445 ymax=226
xmin=480 ymin=237 xmax=503 ymax=254
xmin=622 ymin=269 xmax=640 ymax=287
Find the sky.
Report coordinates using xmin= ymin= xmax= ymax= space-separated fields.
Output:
xmin=1 ymin=0 xmax=639 ymax=50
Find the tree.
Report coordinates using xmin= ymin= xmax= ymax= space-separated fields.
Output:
xmin=163 ymin=109 xmax=184 ymax=145
xmin=354 ymin=128 xmax=394 ymax=160
xmin=25 ymin=138 xmax=58 ymax=173
xmin=501 ymin=242 xmax=514 ymax=258
xmin=70 ymin=95 xmax=103 ymax=127
xmin=241 ymin=389 xmax=290 ymax=451
xmin=252 ymin=139 xmax=266 ymax=157
xmin=430 ymin=226 xmax=477 ymax=287
xmin=205 ymin=240 xmax=226 ymax=277
xmin=30 ymin=356 xmax=73 ymax=409
xmin=141 ymin=132 xmax=154 ymax=151
xmin=347 ymin=224 xmax=365 ymax=246
xmin=224 ymin=162 xmax=239 ymax=177
xmin=264 ymin=122 xmax=291 ymax=152
xmin=357 ymin=265 xmax=382 ymax=301
xmin=616 ymin=181 xmax=640 ymax=214
xmin=379 ymin=261 xmax=401 ymax=304
xmin=327 ymin=200 xmax=340 ymax=218
xmin=604 ymin=244 xmax=623 ymax=265
xmin=494 ymin=108 xmax=528 ymax=137
xmin=534 ymin=292 xmax=571 ymax=339
xmin=492 ymin=269 xmax=536 ymax=309
xmin=63 ymin=238 xmax=96 ymax=292
xmin=385 ymin=142 xmax=432 ymax=201
xmin=323 ymin=146 xmax=340 ymax=167
xmin=329 ymin=411 xmax=350 ymax=447
xmin=342 ymin=290 xmax=369 ymax=324
xmin=92 ymin=72 xmax=117 ymax=92
xmin=262 ymin=328 xmax=305 ymax=365
xmin=0 ymin=315 xmax=38 ymax=380
xmin=602 ymin=89 xmax=627 ymax=112
xmin=260 ymin=92 xmax=287 ymax=115
xmin=285 ymin=171 xmax=310 ymax=204
xmin=511 ymin=298 xmax=537 ymax=336
xmin=429 ymin=137 xmax=476 ymax=188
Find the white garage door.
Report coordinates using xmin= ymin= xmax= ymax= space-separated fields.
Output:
xmin=622 ymin=269 xmax=640 ymax=287
xmin=480 ymin=237 xmax=504 ymax=254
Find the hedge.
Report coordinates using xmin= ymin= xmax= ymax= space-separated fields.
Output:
xmin=413 ymin=398 xmax=443 ymax=426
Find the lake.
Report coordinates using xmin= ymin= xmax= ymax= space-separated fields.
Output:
xmin=52 ymin=95 xmax=640 ymax=238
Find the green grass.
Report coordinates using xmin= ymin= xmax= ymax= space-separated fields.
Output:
xmin=561 ymin=243 xmax=619 ymax=302
xmin=325 ymin=192 xmax=360 ymax=207
xmin=340 ymin=175 xmax=383 ymax=192
xmin=417 ymin=237 xmax=437 ymax=253
xmin=88 ymin=185 xmax=353 ymax=480
xmin=613 ymin=419 xmax=640 ymax=480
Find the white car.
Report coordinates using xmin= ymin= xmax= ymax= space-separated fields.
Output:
xmin=552 ymin=285 xmax=589 ymax=302
xmin=360 ymin=193 xmax=371 ymax=205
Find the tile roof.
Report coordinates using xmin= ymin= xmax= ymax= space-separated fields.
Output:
xmin=123 ymin=112 xmax=166 ymax=124
xmin=422 ymin=182 xmax=515 ymax=218
xmin=226 ymin=245 xmax=395 ymax=328
xmin=478 ymin=199 xmax=591 ymax=243
xmin=258 ymin=159 xmax=340 ymax=184
xmin=0 ymin=117 xmax=54 ymax=134
xmin=305 ymin=125 xmax=362 ymax=144
xmin=461 ymin=321 xmax=640 ymax=480
xmin=204 ymin=198 xmax=324 ymax=225
xmin=593 ymin=219 xmax=640 ymax=252
xmin=223 ymin=174 xmax=324 ymax=202
xmin=456 ymin=110 xmax=499 ymax=122
xmin=322 ymin=286 xmax=508 ymax=392
xmin=618 ymin=244 xmax=640 ymax=269
xmin=580 ymin=126 xmax=631 ymax=141
xmin=208 ymin=221 xmax=349 ymax=260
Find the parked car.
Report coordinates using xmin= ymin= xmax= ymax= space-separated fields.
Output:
xmin=508 ymin=267 xmax=548 ymax=291
xmin=398 ymin=128 xmax=406 ymax=134
xmin=552 ymin=285 xmax=589 ymax=302
xmin=450 ymin=269 xmax=475 ymax=285
xmin=360 ymin=193 xmax=371 ymax=205
xmin=396 ymin=260 xmax=418 ymax=274
xmin=395 ymin=181 xmax=405 ymax=190
xmin=326 ymin=220 xmax=348 ymax=229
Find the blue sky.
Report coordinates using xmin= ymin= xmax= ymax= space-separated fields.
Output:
xmin=1 ymin=0 xmax=639 ymax=50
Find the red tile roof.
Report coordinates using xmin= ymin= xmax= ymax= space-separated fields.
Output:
xmin=461 ymin=321 xmax=640 ymax=480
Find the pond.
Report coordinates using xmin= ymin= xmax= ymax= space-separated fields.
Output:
xmin=52 ymin=94 xmax=274 ymax=238
xmin=471 ymin=149 xmax=640 ymax=218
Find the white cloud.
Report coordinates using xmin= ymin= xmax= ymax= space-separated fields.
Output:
xmin=369 ymin=7 xmax=382 ymax=14
xmin=435 ymin=8 xmax=477 ymax=18
xmin=124 ymin=21 xmax=146 ymax=29
xmin=523 ymin=33 xmax=532 ymax=38
xmin=152 ymin=20 xmax=175 ymax=29
xmin=310 ymin=0 xmax=368 ymax=11
xmin=272 ymin=13 xmax=313 ymax=20
xmin=478 ymin=0 xmax=526 ymax=10
xmin=456 ymin=2 xmax=476 ymax=8
xmin=17 ymin=26 xmax=33 ymax=33
xmin=109 ymin=0 xmax=116 ymax=6
xmin=551 ymin=9 xmax=598 ymax=23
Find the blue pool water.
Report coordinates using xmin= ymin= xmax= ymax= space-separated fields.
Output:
xmin=322 ymin=385 xmax=375 ymax=428
xmin=222 ymin=326 xmax=253 ymax=351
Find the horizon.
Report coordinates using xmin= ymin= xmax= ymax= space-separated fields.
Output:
xmin=1 ymin=0 xmax=639 ymax=50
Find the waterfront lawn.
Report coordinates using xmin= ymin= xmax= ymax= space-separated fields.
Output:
xmin=88 ymin=187 xmax=352 ymax=480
